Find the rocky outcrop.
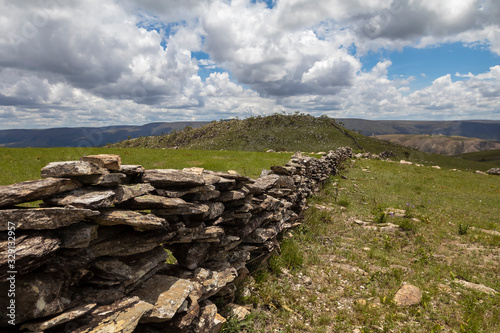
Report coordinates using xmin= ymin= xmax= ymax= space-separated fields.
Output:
xmin=0 ymin=148 xmax=352 ymax=332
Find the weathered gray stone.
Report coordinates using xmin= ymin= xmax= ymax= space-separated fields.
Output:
xmin=131 ymin=275 xmax=194 ymax=322
xmin=205 ymin=170 xmax=253 ymax=182
xmin=219 ymin=188 xmax=250 ymax=202
xmin=0 ymin=207 xmax=99 ymax=230
xmin=75 ymin=173 xmax=127 ymax=186
xmin=152 ymin=203 xmax=210 ymax=217
xmin=20 ymin=303 xmax=97 ymax=332
xmin=242 ymin=228 xmax=277 ymax=244
xmin=487 ymin=167 xmax=500 ymax=175
xmin=80 ymin=154 xmax=122 ymax=171
xmin=213 ymin=177 xmax=237 ymax=191
xmin=156 ymin=185 xmax=220 ymax=200
xmin=91 ymin=209 xmax=167 ymax=231
xmin=45 ymin=188 xmax=115 ymax=209
xmin=188 ymin=300 xmax=218 ymax=332
xmin=455 ymin=279 xmax=498 ymax=295
xmin=192 ymin=267 xmax=238 ymax=300
xmin=88 ymin=229 xmax=175 ymax=258
xmin=90 ymin=246 xmax=167 ymax=287
xmin=41 ymin=161 xmax=109 ymax=178
xmin=113 ymin=184 xmax=155 ymax=204
xmin=58 ymin=223 xmax=99 ymax=248
xmin=74 ymin=297 xmax=153 ymax=333
xmin=123 ymin=194 xmax=189 ymax=209
xmin=206 ymin=202 xmax=225 ymax=220
xmin=143 ymin=169 xmax=205 ymax=187
xmin=0 ymin=178 xmax=81 ymax=208
xmin=270 ymin=165 xmax=295 ymax=175
xmin=247 ymin=174 xmax=280 ymax=194
xmin=0 ymin=232 xmax=60 ymax=278
xmin=0 ymin=273 xmax=70 ymax=324
xmin=171 ymin=242 xmax=214 ymax=270
xmin=120 ymin=164 xmax=145 ymax=175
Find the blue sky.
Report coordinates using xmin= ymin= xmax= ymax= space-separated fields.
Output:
xmin=0 ymin=0 xmax=499 ymax=129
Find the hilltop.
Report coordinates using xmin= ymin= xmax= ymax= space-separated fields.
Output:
xmin=108 ymin=114 xmax=399 ymax=153
xmin=107 ymin=114 xmax=499 ymax=171
xmin=374 ymin=134 xmax=500 ymax=156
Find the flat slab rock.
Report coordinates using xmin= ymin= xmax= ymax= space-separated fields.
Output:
xmin=20 ymin=303 xmax=97 ymax=332
xmin=80 ymin=154 xmax=122 ymax=171
xmin=45 ymin=188 xmax=116 ymax=209
xmin=142 ymin=169 xmax=205 ymax=187
xmin=41 ymin=161 xmax=109 ymax=178
xmin=131 ymin=275 xmax=194 ymax=322
xmin=0 ymin=177 xmax=81 ymax=208
xmin=0 ymin=232 xmax=60 ymax=278
xmin=0 ymin=207 xmax=99 ymax=231
xmin=90 ymin=209 xmax=167 ymax=231
xmin=74 ymin=297 xmax=153 ymax=333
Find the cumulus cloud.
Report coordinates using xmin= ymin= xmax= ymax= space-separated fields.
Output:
xmin=0 ymin=0 xmax=499 ymax=129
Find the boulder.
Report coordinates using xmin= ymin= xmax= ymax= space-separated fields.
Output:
xmin=0 ymin=207 xmax=99 ymax=230
xmin=80 ymin=154 xmax=122 ymax=171
xmin=0 ymin=178 xmax=81 ymax=208
xmin=393 ymin=284 xmax=422 ymax=306
xmin=143 ymin=169 xmax=205 ymax=188
xmin=41 ymin=161 xmax=109 ymax=178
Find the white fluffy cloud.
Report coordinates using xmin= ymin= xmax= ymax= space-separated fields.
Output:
xmin=0 ymin=0 xmax=499 ymax=129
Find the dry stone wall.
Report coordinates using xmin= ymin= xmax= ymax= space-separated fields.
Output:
xmin=0 ymin=147 xmax=352 ymax=332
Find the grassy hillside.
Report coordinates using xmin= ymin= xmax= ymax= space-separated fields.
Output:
xmin=108 ymin=114 xmax=365 ymax=152
xmin=457 ymin=149 xmax=500 ymax=167
xmin=237 ymin=158 xmax=500 ymax=332
xmin=374 ymin=134 xmax=500 ymax=156
xmin=0 ymin=147 xmax=292 ymax=185
xmin=107 ymin=114 xmax=498 ymax=172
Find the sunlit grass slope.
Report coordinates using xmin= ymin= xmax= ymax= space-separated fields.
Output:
xmin=0 ymin=147 xmax=292 ymax=185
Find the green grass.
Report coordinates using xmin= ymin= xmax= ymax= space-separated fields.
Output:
xmin=457 ymin=149 xmax=500 ymax=166
xmin=0 ymin=147 xmax=292 ymax=185
xmin=243 ymin=159 xmax=499 ymax=333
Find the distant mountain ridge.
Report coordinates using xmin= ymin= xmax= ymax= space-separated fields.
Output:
xmin=0 ymin=121 xmax=210 ymax=147
xmin=374 ymin=134 xmax=500 ymax=156
xmin=1 ymin=118 xmax=500 ymax=148
xmin=337 ymin=119 xmax=500 ymax=141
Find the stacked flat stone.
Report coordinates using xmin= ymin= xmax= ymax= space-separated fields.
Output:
xmin=0 ymin=148 xmax=352 ymax=332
